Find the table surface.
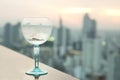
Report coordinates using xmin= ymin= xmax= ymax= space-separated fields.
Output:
xmin=0 ymin=45 xmax=79 ymax=80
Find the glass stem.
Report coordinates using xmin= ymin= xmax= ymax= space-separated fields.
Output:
xmin=34 ymin=45 xmax=40 ymax=68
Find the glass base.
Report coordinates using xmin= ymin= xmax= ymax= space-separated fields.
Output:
xmin=26 ymin=67 xmax=48 ymax=77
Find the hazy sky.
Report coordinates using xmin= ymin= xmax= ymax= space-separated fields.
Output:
xmin=0 ymin=0 xmax=120 ymax=30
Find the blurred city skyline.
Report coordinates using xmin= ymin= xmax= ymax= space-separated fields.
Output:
xmin=0 ymin=0 xmax=120 ymax=30
xmin=0 ymin=0 xmax=120 ymax=80
xmin=0 ymin=13 xmax=120 ymax=80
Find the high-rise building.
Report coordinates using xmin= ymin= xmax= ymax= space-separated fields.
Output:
xmin=82 ymin=13 xmax=96 ymax=39
xmin=3 ymin=22 xmax=27 ymax=52
xmin=53 ymin=16 xmax=66 ymax=71
xmin=4 ymin=22 xmax=25 ymax=51
xmin=106 ymin=38 xmax=120 ymax=80
xmin=88 ymin=20 xmax=96 ymax=39
xmin=53 ymin=16 xmax=72 ymax=72
xmin=3 ymin=23 xmax=13 ymax=48
xmin=81 ymin=13 xmax=105 ymax=80
xmin=82 ymin=13 xmax=91 ymax=38
xmin=82 ymin=38 xmax=106 ymax=80
xmin=12 ymin=22 xmax=21 ymax=43
xmin=54 ymin=16 xmax=71 ymax=57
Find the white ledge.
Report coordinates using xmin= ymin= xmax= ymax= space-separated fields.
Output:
xmin=0 ymin=45 xmax=79 ymax=80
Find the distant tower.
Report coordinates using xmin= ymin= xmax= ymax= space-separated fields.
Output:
xmin=3 ymin=22 xmax=24 ymax=50
xmin=106 ymin=39 xmax=120 ymax=80
xmin=53 ymin=15 xmax=72 ymax=71
xmin=82 ymin=13 xmax=91 ymax=38
xmin=57 ymin=16 xmax=68 ymax=57
xmin=82 ymin=13 xmax=96 ymax=39
xmin=53 ymin=16 xmax=64 ymax=56
xmin=88 ymin=19 xmax=96 ymax=38
xmin=12 ymin=22 xmax=23 ymax=49
xmin=66 ymin=28 xmax=72 ymax=51
xmin=52 ymin=16 xmax=67 ymax=71
xmin=12 ymin=22 xmax=21 ymax=43
xmin=3 ymin=23 xmax=12 ymax=48
xmin=81 ymin=13 xmax=103 ymax=80
xmin=57 ymin=16 xmax=64 ymax=47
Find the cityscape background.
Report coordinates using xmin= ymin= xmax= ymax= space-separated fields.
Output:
xmin=0 ymin=0 xmax=120 ymax=80
xmin=0 ymin=13 xmax=120 ymax=80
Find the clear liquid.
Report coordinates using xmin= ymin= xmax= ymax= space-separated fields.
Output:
xmin=27 ymin=33 xmax=48 ymax=45
xmin=22 ymin=25 xmax=51 ymax=45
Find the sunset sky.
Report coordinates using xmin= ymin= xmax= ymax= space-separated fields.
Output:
xmin=0 ymin=0 xmax=120 ymax=30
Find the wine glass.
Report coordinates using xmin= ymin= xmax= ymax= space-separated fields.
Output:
xmin=21 ymin=18 xmax=53 ymax=79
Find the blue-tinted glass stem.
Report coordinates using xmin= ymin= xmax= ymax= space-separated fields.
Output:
xmin=34 ymin=45 xmax=40 ymax=68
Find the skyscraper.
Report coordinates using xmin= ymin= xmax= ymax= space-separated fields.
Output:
xmin=82 ymin=13 xmax=96 ymax=39
xmin=12 ymin=22 xmax=21 ymax=43
xmin=54 ymin=16 xmax=70 ymax=56
xmin=106 ymin=38 xmax=120 ymax=80
xmin=81 ymin=13 xmax=104 ymax=80
xmin=12 ymin=22 xmax=23 ymax=49
xmin=53 ymin=16 xmax=72 ymax=71
xmin=52 ymin=16 xmax=66 ymax=71
xmin=88 ymin=20 xmax=96 ymax=39
xmin=3 ymin=23 xmax=12 ymax=48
